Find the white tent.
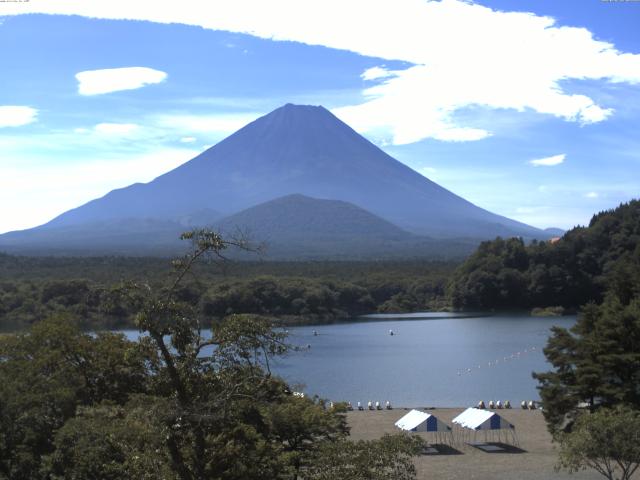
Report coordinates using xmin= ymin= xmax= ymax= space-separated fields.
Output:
xmin=395 ymin=409 xmax=453 ymax=445
xmin=451 ymin=408 xmax=519 ymax=446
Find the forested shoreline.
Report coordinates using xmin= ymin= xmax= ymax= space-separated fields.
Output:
xmin=0 ymin=257 xmax=454 ymax=331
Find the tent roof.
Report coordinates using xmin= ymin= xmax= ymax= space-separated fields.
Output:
xmin=395 ymin=410 xmax=431 ymax=430
xmin=395 ymin=409 xmax=451 ymax=432
xmin=452 ymin=408 xmax=514 ymax=430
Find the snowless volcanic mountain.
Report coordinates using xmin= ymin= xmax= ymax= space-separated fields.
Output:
xmin=0 ymin=104 xmax=549 ymax=257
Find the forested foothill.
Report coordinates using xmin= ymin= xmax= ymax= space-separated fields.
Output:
xmin=448 ymin=200 xmax=640 ymax=311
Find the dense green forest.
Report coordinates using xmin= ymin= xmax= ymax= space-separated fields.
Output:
xmin=449 ymin=200 xmax=640 ymax=310
xmin=0 ymin=256 xmax=454 ymax=331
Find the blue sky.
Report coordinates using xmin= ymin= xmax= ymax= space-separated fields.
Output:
xmin=0 ymin=0 xmax=639 ymax=234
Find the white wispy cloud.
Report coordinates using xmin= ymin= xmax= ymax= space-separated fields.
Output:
xmin=361 ymin=66 xmax=394 ymax=81
xmin=75 ymin=67 xmax=167 ymax=95
xmin=5 ymin=0 xmax=640 ymax=144
xmin=585 ymin=191 xmax=599 ymax=198
xmin=0 ymin=106 xmax=38 ymax=128
xmin=94 ymin=122 xmax=140 ymax=136
xmin=180 ymin=136 xmax=197 ymax=143
xmin=529 ymin=154 xmax=566 ymax=167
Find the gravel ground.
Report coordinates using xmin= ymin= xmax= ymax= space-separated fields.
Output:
xmin=346 ymin=408 xmax=633 ymax=480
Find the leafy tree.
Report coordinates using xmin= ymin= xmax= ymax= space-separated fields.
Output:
xmin=306 ymin=433 xmax=424 ymax=480
xmin=0 ymin=315 xmax=149 ymax=479
xmin=557 ymin=407 xmax=640 ymax=480
xmin=534 ymin=295 xmax=640 ymax=434
xmin=44 ymin=400 xmax=174 ymax=480
xmin=265 ymin=397 xmax=348 ymax=478
xmin=112 ymin=230 xmax=410 ymax=480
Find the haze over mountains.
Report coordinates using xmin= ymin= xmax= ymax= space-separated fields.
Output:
xmin=0 ymin=104 xmax=552 ymax=258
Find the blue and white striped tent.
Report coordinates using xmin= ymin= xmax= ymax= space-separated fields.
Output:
xmin=395 ymin=409 xmax=451 ymax=432
xmin=452 ymin=408 xmax=519 ymax=446
xmin=395 ymin=409 xmax=453 ymax=445
xmin=452 ymin=407 xmax=514 ymax=430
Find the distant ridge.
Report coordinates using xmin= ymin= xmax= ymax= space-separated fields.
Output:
xmin=216 ymin=194 xmax=411 ymax=242
xmin=214 ymin=194 xmax=476 ymax=259
xmin=0 ymin=103 xmax=550 ymax=257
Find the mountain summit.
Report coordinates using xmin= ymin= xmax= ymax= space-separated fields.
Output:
xmin=0 ymin=104 xmax=548 ymax=256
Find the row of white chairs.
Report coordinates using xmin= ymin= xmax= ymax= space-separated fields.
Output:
xmin=347 ymin=401 xmax=392 ymax=411
xmin=476 ymin=400 xmax=537 ymax=409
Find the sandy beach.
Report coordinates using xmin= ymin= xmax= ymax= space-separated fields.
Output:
xmin=347 ymin=407 xmax=630 ymax=480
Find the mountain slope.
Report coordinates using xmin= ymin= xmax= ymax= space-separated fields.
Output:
xmin=36 ymin=104 xmax=545 ymax=238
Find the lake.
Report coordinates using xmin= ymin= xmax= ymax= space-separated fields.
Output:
xmin=122 ymin=313 xmax=575 ymax=408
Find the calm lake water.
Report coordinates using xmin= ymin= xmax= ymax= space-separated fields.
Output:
xmin=122 ymin=313 xmax=575 ymax=408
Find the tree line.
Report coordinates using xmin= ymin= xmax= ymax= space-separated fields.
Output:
xmin=448 ymin=200 xmax=640 ymax=311
xmin=0 ymin=265 xmax=453 ymax=332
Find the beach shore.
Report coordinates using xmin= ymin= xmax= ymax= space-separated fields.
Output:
xmin=347 ymin=408 xmax=616 ymax=480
